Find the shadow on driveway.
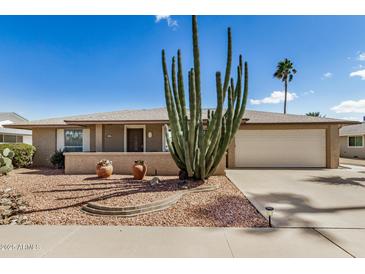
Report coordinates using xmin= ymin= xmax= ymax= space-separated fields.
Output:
xmin=305 ymin=176 xmax=365 ymax=187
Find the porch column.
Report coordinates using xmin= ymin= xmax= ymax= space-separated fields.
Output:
xmin=95 ymin=124 xmax=103 ymax=152
xmin=326 ymin=124 xmax=340 ymax=168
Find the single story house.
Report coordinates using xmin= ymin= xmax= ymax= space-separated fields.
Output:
xmin=339 ymin=120 xmax=365 ymax=159
xmin=5 ymin=108 xmax=357 ymax=175
xmin=0 ymin=112 xmax=32 ymax=145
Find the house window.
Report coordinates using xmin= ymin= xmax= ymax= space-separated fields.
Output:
xmin=348 ymin=136 xmax=363 ymax=148
xmin=0 ymin=134 xmax=24 ymax=143
xmin=64 ymin=129 xmax=83 ymax=152
xmin=3 ymin=135 xmax=17 ymax=143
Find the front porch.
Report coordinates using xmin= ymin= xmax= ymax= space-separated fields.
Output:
xmin=64 ymin=152 xmax=178 ymax=175
xmin=64 ymin=152 xmax=226 ymax=176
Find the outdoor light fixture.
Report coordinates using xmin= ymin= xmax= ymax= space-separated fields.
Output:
xmin=148 ymin=132 xmax=153 ymax=138
xmin=265 ymin=206 xmax=274 ymax=227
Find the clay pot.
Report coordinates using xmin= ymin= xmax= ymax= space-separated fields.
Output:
xmin=132 ymin=162 xmax=147 ymax=180
xmin=96 ymin=164 xmax=113 ymax=178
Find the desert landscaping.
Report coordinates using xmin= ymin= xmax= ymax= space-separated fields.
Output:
xmin=0 ymin=168 xmax=267 ymax=227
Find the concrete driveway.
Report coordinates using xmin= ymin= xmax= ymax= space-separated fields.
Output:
xmin=340 ymin=157 xmax=365 ymax=167
xmin=226 ymin=166 xmax=365 ymax=228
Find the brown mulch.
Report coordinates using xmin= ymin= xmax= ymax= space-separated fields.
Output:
xmin=0 ymin=168 xmax=268 ymax=227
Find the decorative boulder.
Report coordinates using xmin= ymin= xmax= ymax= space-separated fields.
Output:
xmin=150 ymin=176 xmax=160 ymax=186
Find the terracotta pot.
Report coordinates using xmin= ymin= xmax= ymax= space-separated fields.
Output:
xmin=132 ymin=162 xmax=147 ymax=180
xmin=96 ymin=164 xmax=113 ymax=178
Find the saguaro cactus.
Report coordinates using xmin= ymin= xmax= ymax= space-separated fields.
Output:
xmin=162 ymin=15 xmax=248 ymax=179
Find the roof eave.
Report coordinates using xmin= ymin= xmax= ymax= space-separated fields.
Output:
xmin=4 ymin=117 xmax=357 ymax=129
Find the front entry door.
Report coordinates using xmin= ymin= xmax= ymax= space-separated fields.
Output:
xmin=127 ymin=128 xmax=144 ymax=152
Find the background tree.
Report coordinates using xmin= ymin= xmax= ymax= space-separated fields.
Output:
xmin=162 ymin=15 xmax=248 ymax=180
xmin=273 ymin=58 xmax=297 ymax=114
xmin=306 ymin=112 xmax=325 ymax=117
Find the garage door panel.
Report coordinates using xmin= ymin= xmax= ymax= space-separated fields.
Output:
xmin=235 ymin=129 xmax=326 ymax=167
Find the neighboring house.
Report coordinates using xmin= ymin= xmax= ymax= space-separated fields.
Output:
xmin=5 ymin=108 xmax=356 ymax=175
xmin=0 ymin=112 xmax=32 ymax=145
xmin=339 ymin=119 xmax=365 ymax=159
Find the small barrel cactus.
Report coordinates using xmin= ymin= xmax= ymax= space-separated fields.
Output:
xmin=0 ymin=148 xmax=15 ymax=175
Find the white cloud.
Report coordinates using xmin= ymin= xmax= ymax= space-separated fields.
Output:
xmin=250 ymin=91 xmax=298 ymax=105
xmin=341 ymin=117 xmax=362 ymax=121
xmin=358 ymin=52 xmax=365 ymax=61
xmin=353 ymin=64 xmax=364 ymax=69
xmin=303 ymin=90 xmax=315 ymax=95
xmin=350 ymin=69 xmax=365 ymax=80
xmin=331 ymin=99 xmax=365 ymax=113
xmin=155 ymin=15 xmax=178 ymax=29
xmin=322 ymin=72 xmax=333 ymax=79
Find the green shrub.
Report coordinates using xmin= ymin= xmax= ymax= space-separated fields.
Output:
xmin=50 ymin=150 xmax=64 ymax=169
xmin=0 ymin=143 xmax=36 ymax=168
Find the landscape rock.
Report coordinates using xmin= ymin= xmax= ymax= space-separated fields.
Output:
xmin=0 ymin=187 xmax=30 ymax=225
xmin=149 ymin=177 xmax=160 ymax=186
xmin=178 ymin=180 xmax=188 ymax=189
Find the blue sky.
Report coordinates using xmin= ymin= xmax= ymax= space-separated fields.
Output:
xmin=1 ymin=15 xmax=365 ymax=121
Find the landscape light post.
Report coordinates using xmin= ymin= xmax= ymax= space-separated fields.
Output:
xmin=265 ymin=206 xmax=274 ymax=227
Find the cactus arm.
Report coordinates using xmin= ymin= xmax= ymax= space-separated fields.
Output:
xmin=192 ymin=15 xmax=202 ymax=122
xmin=164 ymin=126 xmax=185 ymax=170
xmin=162 ymin=50 xmax=186 ymax=165
xmin=207 ymin=62 xmax=248 ymax=177
xmin=177 ymin=50 xmax=187 ymax=119
xmin=171 ymin=56 xmax=183 ymax=122
xmin=204 ymin=72 xmax=224 ymax=159
xmin=232 ymin=62 xmax=248 ymax=134
xmin=188 ymin=69 xmax=197 ymax=163
xmin=198 ymin=123 xmax=206 ymax=179
xmin=222 ymin=27 xmax=232 ymax=101
xmin=182 ymin=116 xmax=194 ymax=177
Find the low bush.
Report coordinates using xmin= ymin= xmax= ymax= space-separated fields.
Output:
xmin=50 ymin=150 xmax=64 ymax=169
xmin=0 ymin=143 xmax=36 ymax=168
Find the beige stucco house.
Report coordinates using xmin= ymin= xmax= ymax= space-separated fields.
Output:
xmin=340 ymin=121 xmax=365 ymax=159
xmin=5 ymin=108 xmax=357 ymax=175
xmin=0 ymin=112 xmax=32 ymax=145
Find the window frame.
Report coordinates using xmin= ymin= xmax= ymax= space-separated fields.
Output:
xmin=64 ymin=129 xmax=83 ymax=152
xmin=3 ymin=134 xmax=17 ymax=143
xmin=348 ymin=135 xmax=364 ymax=148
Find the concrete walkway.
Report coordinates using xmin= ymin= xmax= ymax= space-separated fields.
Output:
xmin=0 ymin=226 xmax=356 ymax=258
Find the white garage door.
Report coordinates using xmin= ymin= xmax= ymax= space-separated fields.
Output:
xmin=235 ymin=129 xmax=326 ymax=167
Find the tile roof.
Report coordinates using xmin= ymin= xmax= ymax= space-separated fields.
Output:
xmin=339 ymin=123 xmax=365 ymax=136
xmin=0 ymin=112 xmax=31 ymax=135
xmin=5 ymin=107 xmax=358 ymax=129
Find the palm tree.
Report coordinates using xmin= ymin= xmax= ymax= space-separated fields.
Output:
xmin=273 ymin=58 xmax=297 ymax=114
xmin=306 ymin=112 xmax=325 ymax=117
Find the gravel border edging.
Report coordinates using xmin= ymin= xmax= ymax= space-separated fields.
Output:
xmin=81 ymin=185 xmax=219 ymax=217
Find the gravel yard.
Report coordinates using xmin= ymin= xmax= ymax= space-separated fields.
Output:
xmin=0 ymin=168 xmax=267 ymax=227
